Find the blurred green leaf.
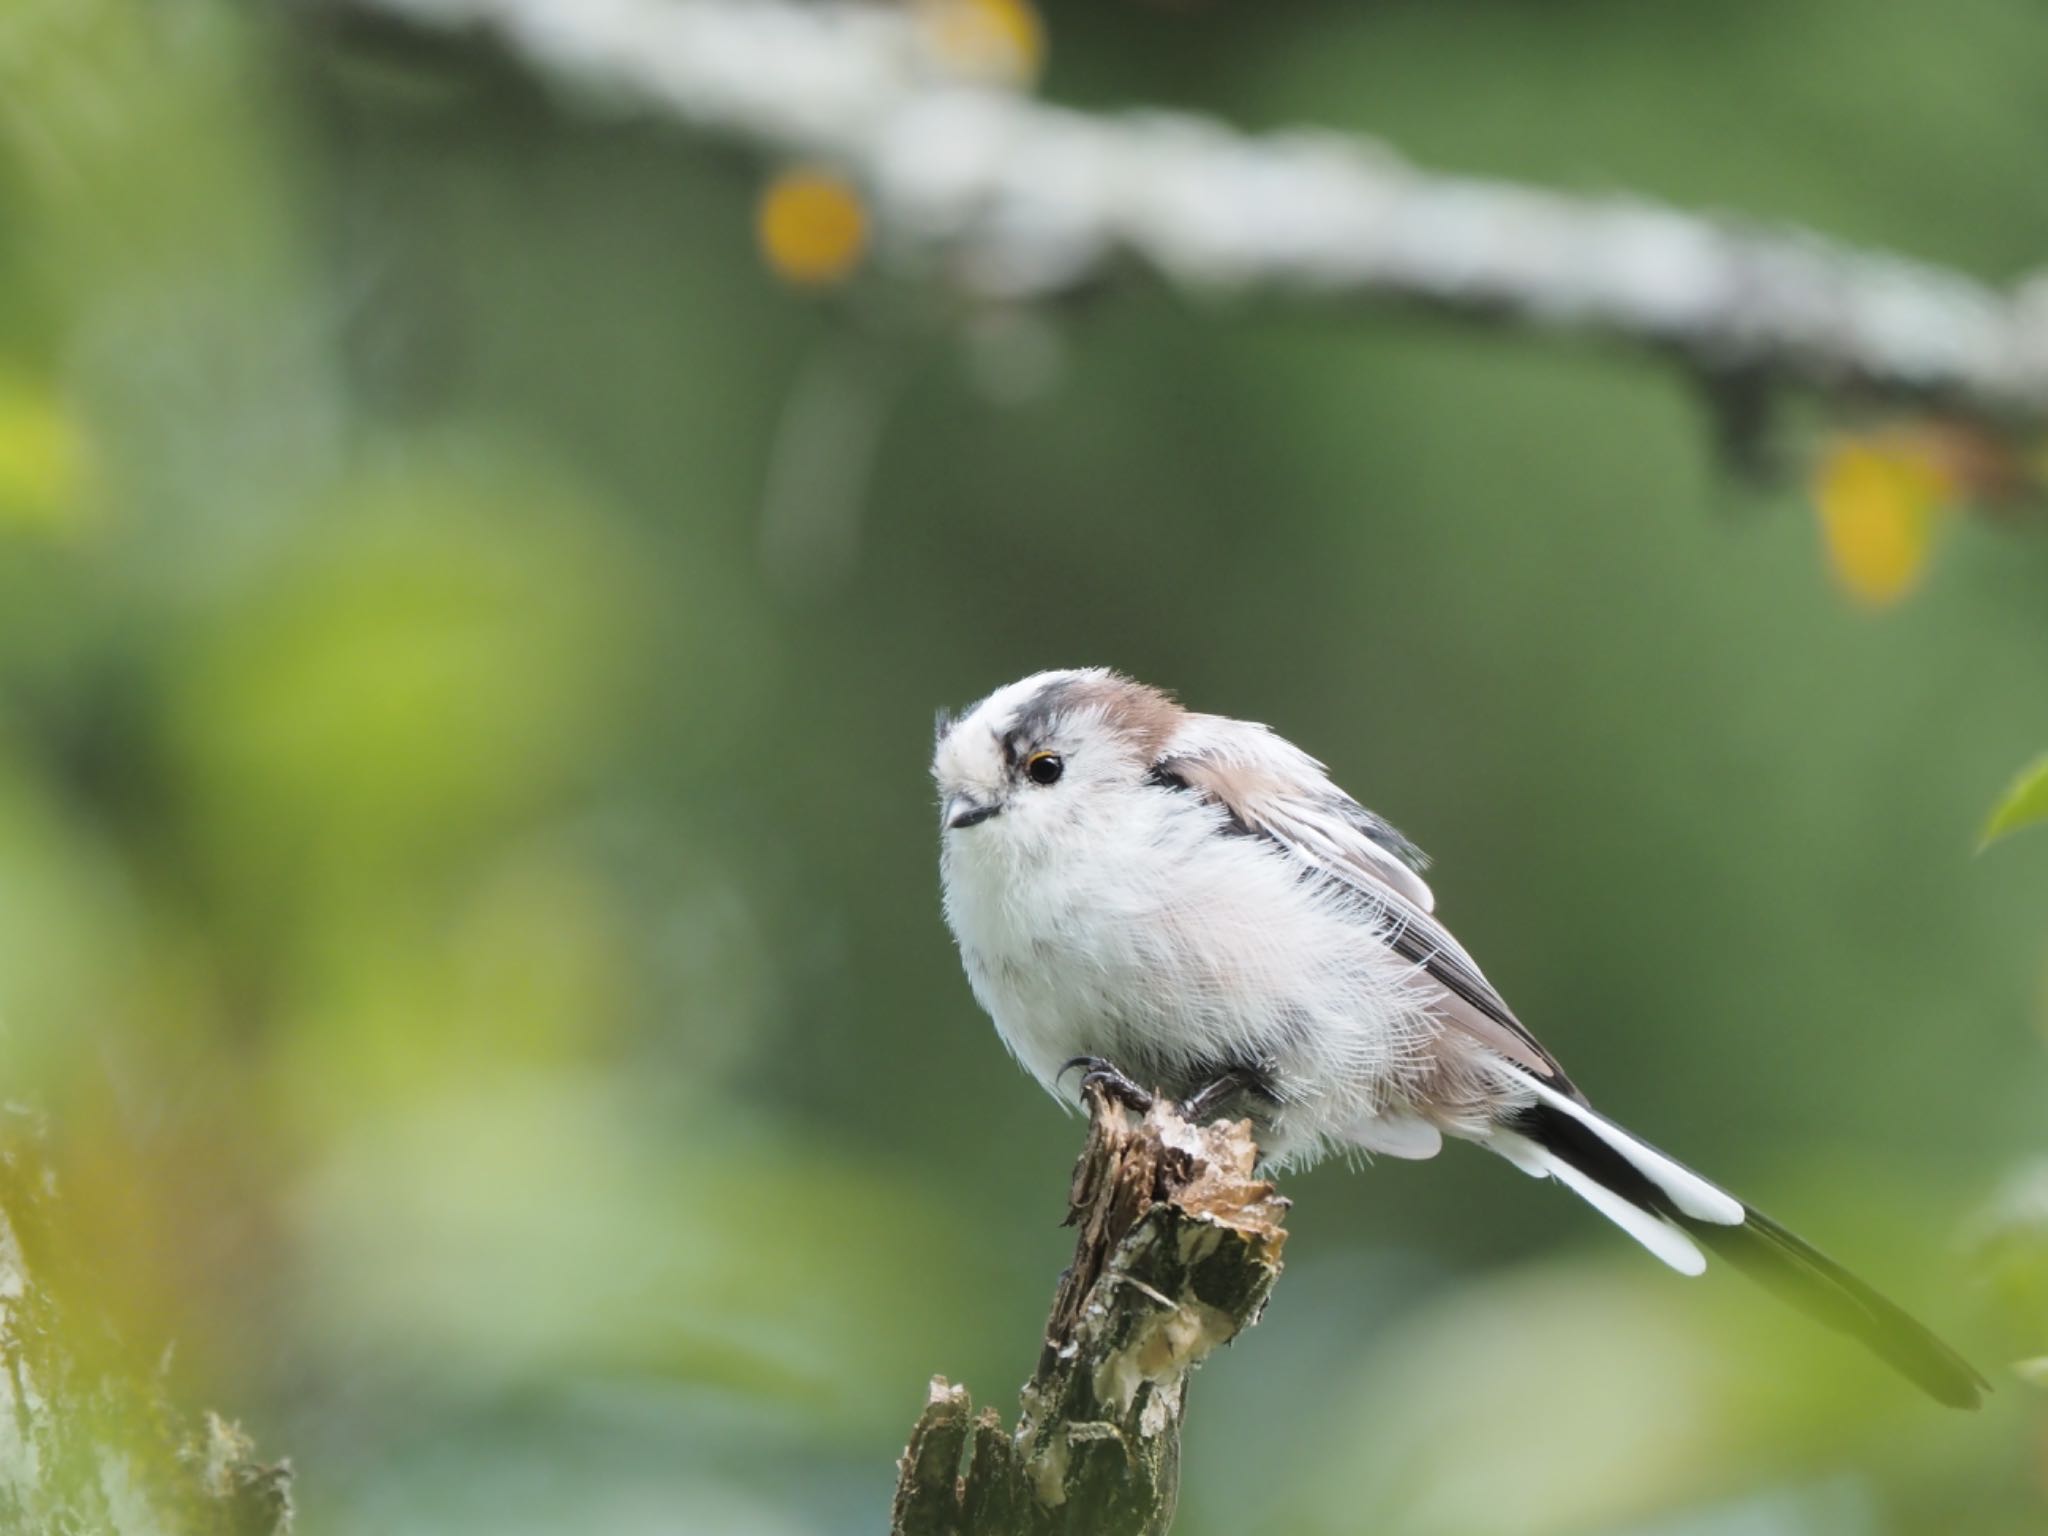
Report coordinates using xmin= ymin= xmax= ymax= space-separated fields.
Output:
xmin=0 ymin=372 xmax=91 ymax=535
xmin=1980 ymin=753 xmax=2048 ymax=850
xmin=1966 ymin=1160 xmax=2048 ymax=1366
xmin=292 ymin=1073 xmax=967 ymax=1423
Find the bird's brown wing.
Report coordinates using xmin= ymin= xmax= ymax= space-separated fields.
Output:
xmin=1153 ymin=715 xmax=1582 ymax=1097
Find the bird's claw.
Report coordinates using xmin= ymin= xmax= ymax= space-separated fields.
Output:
xmin=1179 ymin=1064 xmax=1281 ymax=1124
xmin=1057 ymin=1055 xmax=1156 ymax=1114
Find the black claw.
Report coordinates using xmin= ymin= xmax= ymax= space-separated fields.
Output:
xmin=1084 ymin=1070 xmax=1156 ymax=1113
xmin=1057 ymin=1055 xmax=1155 ymax=1113
xmin=1055 ymin=1054 xmax=1100 ymax=1086
xmin=1179 ymin=1079 xmax=1230 ymax=1123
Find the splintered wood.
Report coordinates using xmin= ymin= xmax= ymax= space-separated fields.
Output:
xmin=892 ymin=1089 xmax=1288 ymax=1536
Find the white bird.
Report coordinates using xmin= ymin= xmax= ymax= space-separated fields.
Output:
xmin=933 ymin=667 xmax=1984 ymax=1407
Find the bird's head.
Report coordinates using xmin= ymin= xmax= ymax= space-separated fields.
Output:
xmin=932 ymin=668 xmax=1183 ymax=853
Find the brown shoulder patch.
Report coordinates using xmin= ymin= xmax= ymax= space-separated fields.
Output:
xmin=1070 ymin=674 xmax=1184 ymax=760
xmin=1161 ymin=751 xmax=1288 ymax=828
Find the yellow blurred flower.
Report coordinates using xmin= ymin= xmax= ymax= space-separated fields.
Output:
xmin=1812 ymin=432 xmax=1957 ymax=607
xmin=916 ymin=0 xmax=1046 ymax=86
xmin=0 ymin=373 xmax=91 ymax=535
xmin=755 ymin=168 xmax=868 ymax=289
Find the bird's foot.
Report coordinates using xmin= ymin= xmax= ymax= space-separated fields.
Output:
xmin=1179 ymin=1063 xmax=1282 ymax=1124
xmin=1057 ymin=1055 xmax=1156 ymax=1114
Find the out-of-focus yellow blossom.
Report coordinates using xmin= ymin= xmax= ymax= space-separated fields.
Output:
xmin=916 ymin=0 xmax=1045 ymax=87
xmin=755 ymin=168 xmax=868 ymax=288
xmin=1812 ymin=431 xmax=1957 ymax=607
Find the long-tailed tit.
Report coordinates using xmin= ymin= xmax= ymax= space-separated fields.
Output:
xmin=933 ymin=668 xmax=1984 ymax=1407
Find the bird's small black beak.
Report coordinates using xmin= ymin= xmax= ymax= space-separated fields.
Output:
xmin=946 ymin=795 xmax=1001 ymax=830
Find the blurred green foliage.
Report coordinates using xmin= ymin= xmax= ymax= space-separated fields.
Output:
xmin=3 ymin=1 xmax=2048 ymax=1532
xmin=1984 ymin=755 xmax=2048 ymax=850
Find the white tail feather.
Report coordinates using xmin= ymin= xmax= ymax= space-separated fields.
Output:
xmin=1350 ymin=1113 xmax=1444 ymax=1160
xmin=1488 ymin=1128 xmax=1707 ymax=1275
xmin=1503 ymin=1067 xmax=1745 ymax=1226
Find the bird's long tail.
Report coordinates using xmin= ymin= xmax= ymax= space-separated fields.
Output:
xmin=1483 ymin=1066 xmax=1987 ymax=1409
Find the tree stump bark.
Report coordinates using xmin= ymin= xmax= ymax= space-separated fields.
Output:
xmin=891 ymin=1088 xmax=1289 ymax=1535
xmin=0 ymin=1108 xmax=293 ymax=1535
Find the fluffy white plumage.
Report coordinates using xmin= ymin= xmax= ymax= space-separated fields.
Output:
xmin=930 ymin=668 xmax=1987 ymax=1407
xmin=935 ymin=668 xmax=1520 ymax=1171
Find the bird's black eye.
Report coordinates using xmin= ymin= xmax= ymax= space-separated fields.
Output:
xmin=1024 ymin=750 xmax=1064 ymax=786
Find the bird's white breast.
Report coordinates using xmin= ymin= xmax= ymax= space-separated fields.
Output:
xmin=940 ymin=786 xmax=1438 ymax=1156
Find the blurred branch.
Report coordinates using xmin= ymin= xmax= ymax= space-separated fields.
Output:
xmin=891 ymin=1089 xmax=1287 ymax=1536
xmin=349 ymin=0 xmax=2048 ymax=428
xmin=0 ymin=1111 xmax=293 ymax=1536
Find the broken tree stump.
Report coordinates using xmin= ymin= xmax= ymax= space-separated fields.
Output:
xmin=891 ymin=1086 xmax=1289 ymax=1535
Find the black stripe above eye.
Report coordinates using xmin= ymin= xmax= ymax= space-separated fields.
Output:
xmin=1007 ymin=678 xmax=1083 ymax=755
xmin=1145 ymin=764 xmax=1190 ymax=792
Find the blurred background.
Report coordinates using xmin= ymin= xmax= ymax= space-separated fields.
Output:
xmin=5 ymin=1 xmax=2048 ymax=1531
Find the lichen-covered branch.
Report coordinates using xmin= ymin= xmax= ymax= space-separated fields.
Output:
xmin=348 ymin=0 xmax=2048 ymax=426
xmin=0 ymin=1109 xmax=293 ymax=1536
xmin=891 ymin=1089 xmax=1288 ymax=1536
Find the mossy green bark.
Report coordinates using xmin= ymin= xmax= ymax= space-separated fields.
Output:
xmin=0 ymin=1110 xmax=292 ymax=1536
